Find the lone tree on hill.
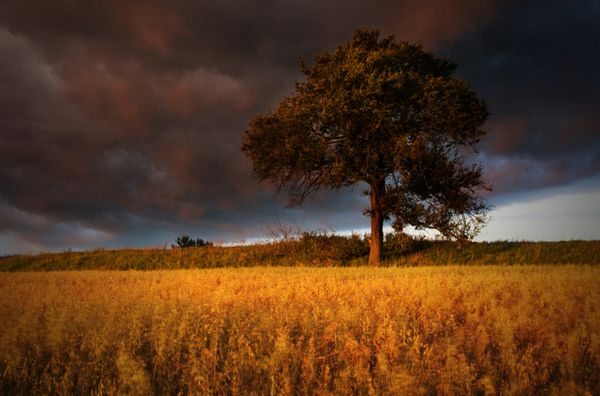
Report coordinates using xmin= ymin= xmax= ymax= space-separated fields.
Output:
xmin=242 ymin=29 xmax=490 ymax=265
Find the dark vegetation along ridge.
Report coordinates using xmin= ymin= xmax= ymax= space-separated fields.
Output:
xmin=1 ymin=235 xmax=598 ymax=271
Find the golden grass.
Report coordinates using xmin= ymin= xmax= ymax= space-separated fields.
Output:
xmin=1 ymin=266 xmax=599 ymax=395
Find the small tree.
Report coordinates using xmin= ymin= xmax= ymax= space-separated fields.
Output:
xmin=242 ymin=29 xmax=490 ymax=265
xmin=173 ymin=235 xmax=213 ymax=248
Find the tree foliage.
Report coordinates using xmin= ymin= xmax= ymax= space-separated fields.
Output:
xmin=173 ymin=235 xmax=213 ymax=249
xmin=242 ymin=29 xmax=490 ymax=263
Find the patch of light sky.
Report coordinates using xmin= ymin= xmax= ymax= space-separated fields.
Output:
xmin=332 ymin=176 xmax=600 ymax=242
xmin=478 ymin=178 xmax=600 ymax=241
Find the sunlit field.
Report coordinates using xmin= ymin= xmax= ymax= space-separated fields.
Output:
xmin=1 ymin=266 xmax=599 ymax=395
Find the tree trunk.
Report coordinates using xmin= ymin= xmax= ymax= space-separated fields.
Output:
xmin=368 ymin=180 xmax=385 ymax=266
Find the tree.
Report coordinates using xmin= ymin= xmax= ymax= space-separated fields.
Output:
xmin=172 ymin=235 xmax=213 ymax=248
xmin=242 ymin=29 xmax=490 ymax=265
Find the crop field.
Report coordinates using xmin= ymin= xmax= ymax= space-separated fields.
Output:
xmin=1 ymin=265 xmax=599 ymax=395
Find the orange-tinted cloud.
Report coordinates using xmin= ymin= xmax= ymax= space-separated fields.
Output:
xmin=116 ymin=1 xmax=186 ymax=54
xmin=381 ymin=0 xmax=498 ymax=46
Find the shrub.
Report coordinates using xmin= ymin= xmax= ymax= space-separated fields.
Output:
xmin=172 ymin=235 xmax=213 ymax=249
xmin=384 ymin=232 xmax=431 ymax=257
xmin=297 ymin=232 xmax=370 ymax=264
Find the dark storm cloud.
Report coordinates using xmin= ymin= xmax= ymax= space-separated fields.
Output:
xmin=0 ymin=0 xmax=598 ymax=252
xmin=443 ymin=0 xmax=600 ymax=194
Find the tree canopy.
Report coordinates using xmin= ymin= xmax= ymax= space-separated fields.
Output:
xmin=172 ymin=235 xmax=213 ymax=249
xmin=242 ymin=29 xmax=490 ymax=264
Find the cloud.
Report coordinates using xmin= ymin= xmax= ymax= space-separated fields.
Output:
xmin=165 ymin=68 xmax=255 ymax=117
xmin=380 ymin=0 xmax=498 ymax=46
xmin=444 ymin=0 xmax=600 ymax=196
xmin=0 ymin=200 xmax=114 ymax=254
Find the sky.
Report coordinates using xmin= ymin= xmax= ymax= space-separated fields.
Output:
xmin=0 ymin=0 xmax=599 ymax=254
